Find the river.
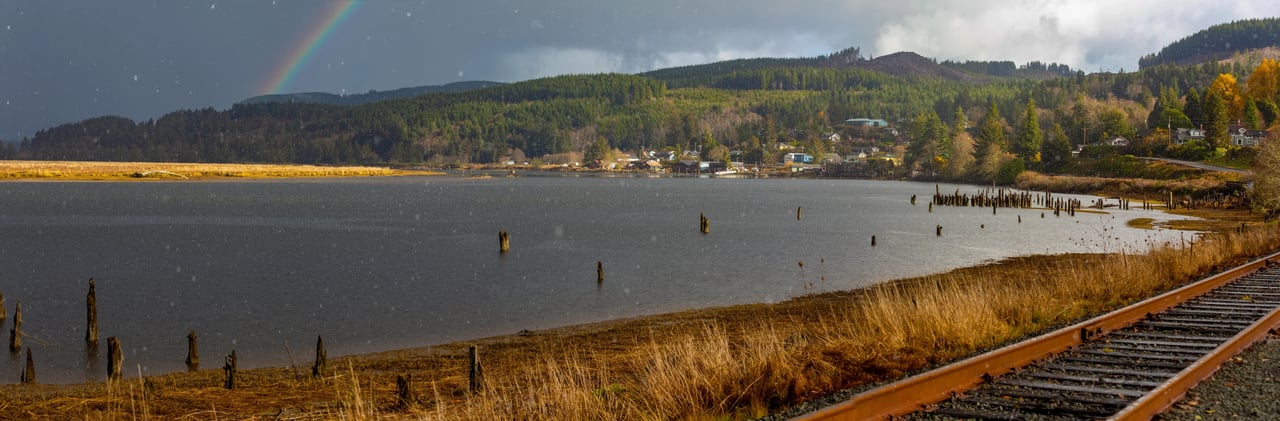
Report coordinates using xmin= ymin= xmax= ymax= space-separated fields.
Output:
xmin=0 ymin=176 xmax=1195 ymax=384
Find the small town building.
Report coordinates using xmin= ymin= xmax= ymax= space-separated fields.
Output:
xmin=843 ymin=118 xmax=890 ymax=127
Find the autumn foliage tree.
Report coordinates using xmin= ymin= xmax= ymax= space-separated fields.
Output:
xmin=1209 ymin=73 xmax=1245 ymax=121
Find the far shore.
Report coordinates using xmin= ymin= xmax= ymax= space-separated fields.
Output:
xmin=0 ymin=160 xmax=440 ymax=180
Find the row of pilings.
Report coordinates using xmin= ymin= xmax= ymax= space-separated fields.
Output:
xmin=931 ymin=185 xmax=1082 ymax=215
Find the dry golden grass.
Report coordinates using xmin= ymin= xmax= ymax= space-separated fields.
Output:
xmin=1015 ymin=171 xmax=1239 ymax=196
xmin=3 ymin=216 xmax=1279 ymax=420
xmin=0 ymin=160 xmax=430 ymax=180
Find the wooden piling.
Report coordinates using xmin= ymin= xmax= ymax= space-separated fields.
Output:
xmin=312 ymin=335 xmax=327 ymax=378
xmin=20 ymin=348 xmax=34 ymax=384
xmin=1018 ymin=215 xmax=1022 ymax=223
xmin=86 ymin=278 xmax=98 ymax=345
xmin=224 ymin=350 xmax=237 ymax=389
xmin=107 ymin=336 xmax=123 ymax=381
xmin=936 ymin=225 xmax=943 ymax=236
xmin=797 ymin=206 xmax=803 ymax=220
xmin=0 ymin=290 xmax=5 ymax=321
xmin=928 ymin=202 xmax=933 ymax=212
xmin=699 ymin=213 xmax=709 ymax=234
xmin=498 ymin=231 xmax=510 ymax=253
xmin=596 ymin=261 xmax=604 ymax=285
xmin=871 ymin=235 xmax=877 ymax=246
xmin=185 ymin=330 xmax=199 ymax=368
xmin=910 ymin=194 xmax=917 ymax=205
xmin=396 ymin=374 xmax=416 ymax=409
xmin=468 ymin=345 xmax=484 ymax=392
xmin=9 ymin=302 xmax=21 ymax=352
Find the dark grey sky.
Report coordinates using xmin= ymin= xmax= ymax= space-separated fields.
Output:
xmin=0 ymin=1 xmax=1270 ymax=140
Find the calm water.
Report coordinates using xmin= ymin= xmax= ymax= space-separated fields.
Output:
xmin=0 ymin=176 xmax=1196 ymax=384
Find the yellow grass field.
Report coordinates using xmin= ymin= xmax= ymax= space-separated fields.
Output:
xmin=0 ymin=160 xmax=432 ymax=180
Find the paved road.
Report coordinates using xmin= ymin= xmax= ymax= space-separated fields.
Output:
xmin=1139 ymin=157 xmax=1250 ymax=174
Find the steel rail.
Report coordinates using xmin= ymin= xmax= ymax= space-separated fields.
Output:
xmin=792 ymin=250 xmax=1280 ymax=421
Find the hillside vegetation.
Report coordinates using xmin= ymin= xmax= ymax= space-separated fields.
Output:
xmin=1140 ymin=18 xmax=1280 ymax=68
xmin=3 ymin=23 xmax=1278 ymax=189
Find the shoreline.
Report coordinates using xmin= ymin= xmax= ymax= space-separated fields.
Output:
xmin=0 ymin=160 xmax=440 ymax=180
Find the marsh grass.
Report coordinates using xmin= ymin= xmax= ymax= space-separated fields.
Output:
xmin=4 ymin=224 xmax=1280 ymax=420
xmin=0 ymin=160 xmax=418 ymax=180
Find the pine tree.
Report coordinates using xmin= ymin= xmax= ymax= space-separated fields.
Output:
xmin=1185 ymin=88 xmax=1205 ymax=128
xmin=975 ymin=101 xmax=1007 ymax=154
xmin=1204 ymin=90 xmax=1230 ymax=148
xmin=1041 ymin=123 xmax=1072 ymax=173
xmin=1014 ymin=100 xmax=1043 ymax=163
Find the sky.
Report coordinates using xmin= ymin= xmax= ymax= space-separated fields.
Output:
xmin=0 ymin=0 xmax=1274 ymax=140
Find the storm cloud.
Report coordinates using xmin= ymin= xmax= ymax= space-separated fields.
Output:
xmin=0 ymin=0 xmax=1273 ymax=139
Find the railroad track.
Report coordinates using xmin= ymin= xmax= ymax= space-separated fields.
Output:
xmin=795 ymin=252 xmax=1280 ymax=421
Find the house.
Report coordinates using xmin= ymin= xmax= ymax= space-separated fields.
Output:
xmin=819 ymin=153 xmax=843 ymax=164
xmin=843 ymin=118 xmax=890 ymax=127
xmin=821 ymin=132 xmax=842 ymax=142
xmin=1174 ymin=128 xmax=1205 ymax=145
xmin=1104 ymin=136 xmax=1130 ymax=147
xmin=783 ymin=153 xmax=813 ymax=164
xmin=1229 ymin=125 xmax=1267 ymax=147
xmin=645 ymin=150 xmax=676 ymax=160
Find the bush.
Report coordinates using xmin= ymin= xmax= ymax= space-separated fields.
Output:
xmin=995 ymin=157 xmax=1025 ymax=185
xmin=1169 ymin=140 xmax=1216 ymax=161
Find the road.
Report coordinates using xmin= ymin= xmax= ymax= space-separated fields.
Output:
xmin=1138 ymin=157 xmax=1250 ymax=174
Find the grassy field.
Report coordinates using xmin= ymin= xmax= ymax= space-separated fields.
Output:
xmin=2 ymin=206 xmax=1277 ymax=419
xmin=0 ymin=160 xmax=431 ymax=180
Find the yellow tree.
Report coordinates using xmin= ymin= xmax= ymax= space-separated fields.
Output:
xmin=1246 ymin=59 xmax=1280 ymax=101
xmin=1209 ymin=73 xmax=1245 ymax=120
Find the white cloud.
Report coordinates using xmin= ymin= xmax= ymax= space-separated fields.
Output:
xmin=871 ymin=0 xmax=1275 ymax=72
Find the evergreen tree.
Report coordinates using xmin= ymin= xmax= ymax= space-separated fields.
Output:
xmin=975 ymin=101 xmax=1008 ymax=159
xmin=1204 ymin=90 xmax=1230 ymax=148
xmin=1185 ymin=88 xmax=1205 ymax=128
xmin=1244 ymin=98 xmax=1261 ymax=130
xmin=1041 ymin=123 xmax=1072 ymax=173
xmin=1014 ymin=99 xmax=1043 ymax=163
xmin=906 ymin=111 xmax=947 ymax=175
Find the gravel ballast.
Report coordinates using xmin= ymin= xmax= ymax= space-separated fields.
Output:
xmin=1161 ymin=333 xmax=1280 ymax=420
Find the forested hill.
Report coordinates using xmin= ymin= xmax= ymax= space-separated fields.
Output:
xmin=1140 ymin=18 xmax=1280 ymax=68
xmin=239 ymin=81 xmax=505 ymax=106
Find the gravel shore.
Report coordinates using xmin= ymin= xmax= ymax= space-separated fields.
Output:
xmin=1162 ymin=333 xmax=1280 ymax=420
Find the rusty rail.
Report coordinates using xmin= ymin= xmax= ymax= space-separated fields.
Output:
xmin=793 ymin=250 xmax=1280 ymax=421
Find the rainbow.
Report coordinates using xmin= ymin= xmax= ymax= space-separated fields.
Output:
xmin=259 ymin=1 xmax=359 ymax=95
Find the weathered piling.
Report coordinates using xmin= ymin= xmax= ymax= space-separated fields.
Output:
xmin=699 ymin=213 xmax=710 ymax=234
xmin=9 ymin=302 xmax=21 ymax=352
xmin=224 ymin=350 xmax=237 ymax=389
xmin=468 ymin=345 xmax=484 ymax=392
xmin=107 ymin=336 xmax=123 ymax=381
xmin=86 ymin=278 xmax=98 ymax=345
xmin=1018 ymin=215 xmax=1022 ymax=223
xmin=185 ymin=330 xmax=199 ymax=368
xmin=498 ymin=231 xmax=510 ymax=253
xmin=21 ymin=348 xmax=34 ymax=384
xmin=928 ymin=202 xmax=933 ymax=212
xmin=910 ymin=194 xmax=917 ymax=205
xmin=797 ymin=206 xmax=803 ymax=220
xmin=936 ymin=225 xmax=943 ymax=236
xmin=871 ymin=235 xmax=877 ymax=246
xmin=312 ymin=335 xmax=327 ymax=378
xmin=396 ymin=374 xmax=417 ymax=409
